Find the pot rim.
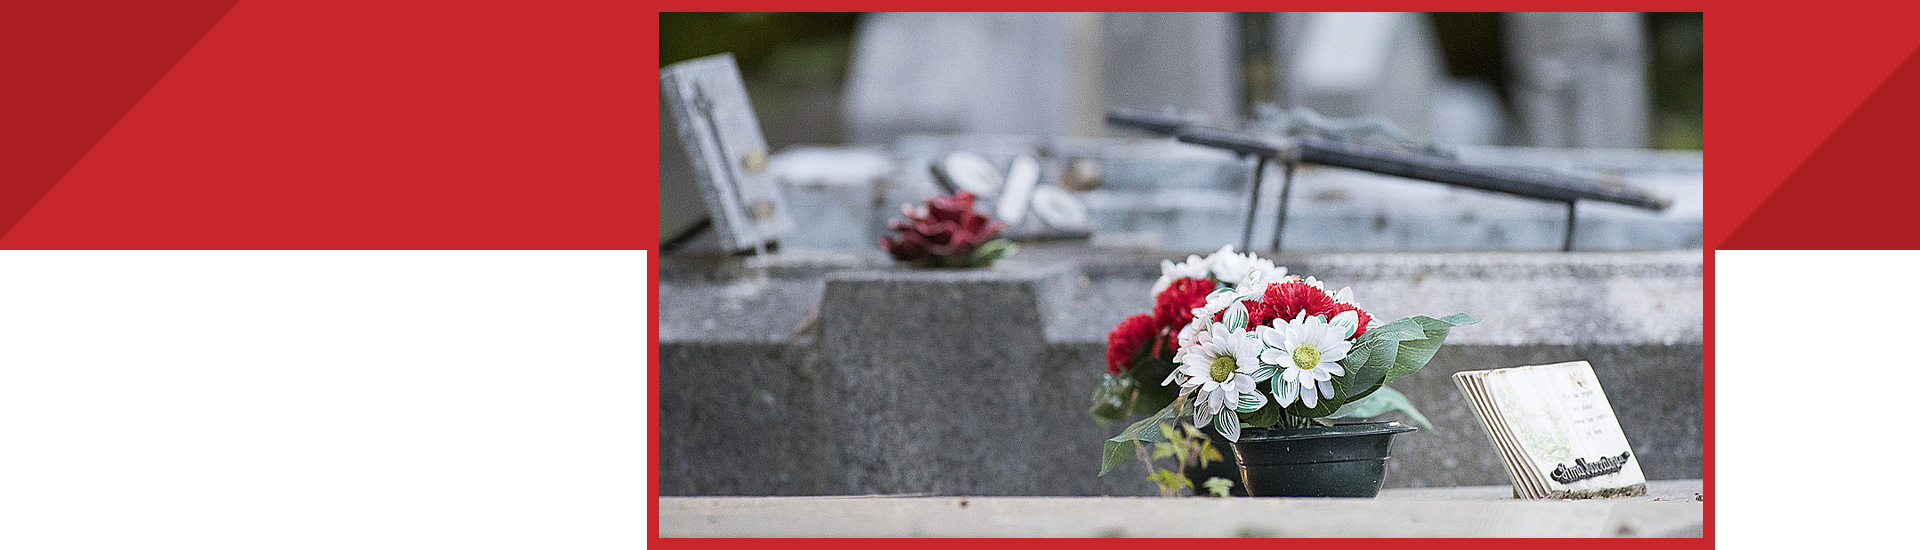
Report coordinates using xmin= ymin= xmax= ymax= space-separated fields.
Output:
xmin=1237 ymin=421 xmax=1416 ymax=442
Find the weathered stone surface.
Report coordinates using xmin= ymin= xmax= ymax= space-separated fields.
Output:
xmin=658 ymin=340 xmax=833 ymax=495
xmin=658 ymin=247 xmax=1701 ymax=496
xmin=817 ymin=265 xmax=1076 ymax=495
xmin=660 ymin=480 xmax=1705 ymax=537
xmin=773 ymin=137 xmax=1701 ymax=251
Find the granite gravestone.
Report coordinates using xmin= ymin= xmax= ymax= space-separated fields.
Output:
xmin=661 ymin=53 xmax=797 ymax=253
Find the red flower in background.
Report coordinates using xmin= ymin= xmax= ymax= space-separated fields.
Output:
xmin=1152 ymin=277 xmax=1215 ymax=332
xmin=1106 ymin=314 xmax=1158 ymax=374
xmin=880 ymin=191 xmax=1009 ymax=266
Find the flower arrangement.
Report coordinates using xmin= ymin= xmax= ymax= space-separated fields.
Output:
xmin=1095 ymin=245 xmax=1477 ymax=477
xmin=880 ymin=191 xmax=1018 ymax=268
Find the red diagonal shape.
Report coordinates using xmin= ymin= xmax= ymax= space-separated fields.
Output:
xmin=1707 ymin=8 xmax=1920 ymax=248
xmin=0 ymin=1 xmax=239 ymax=241
xmin=1720 ymin=44 xmax=1920 ymax=249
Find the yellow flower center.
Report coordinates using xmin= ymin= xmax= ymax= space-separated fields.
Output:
xmin=1293 ymin=345 xmax=1322 ymax=370
xmin=1209 ymin=356 xmax=1237 ymax=382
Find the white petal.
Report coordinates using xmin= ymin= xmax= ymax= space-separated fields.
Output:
xmin=1282 ymin=367 xmax=1301 ymax=383
xmin=1215 ymin=408 xmax=1241 ymax=442
xmin=1301 ymin=385 xmax=1319 ymax=407
xmin=1321 ymin=339 xmax=1352 ymax=361
xmin=1322 ymin=361 xmax=1346 ymax=377
xmin=1329 ymin=310 xmax=1360 ymax=340
xmin=1256 ymin=325 xmax=1285 ymax=347
xmin=1334 ymin=286 xmax=1354 ymax=304
xmin=1260 ymin=347 xmax=1286 ymax=366
xmin=1274 ymin=380 xmax=1298 ymax=406
xmin=1318 ymin=379 xmax=1336 ymax=398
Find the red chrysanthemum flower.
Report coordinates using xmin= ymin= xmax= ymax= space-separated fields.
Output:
xmin=1152 ymin=277 xmax=1215 ymax=333
xmin=1210 ymin=280 xmax=1374 ymax=339
xmin=880 ymin=191 xmax=1008 ymax=267
xmin=1106 ymin=314 xmax=1159 ymax=375
xmin=1263 ymin=280 xmax=1338 ymax=320
xmin=1256 ymin=280 xmax=1372 ymax=339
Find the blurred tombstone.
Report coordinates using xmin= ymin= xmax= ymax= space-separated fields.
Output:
xmin=843 ymin=13 xmax=1104 ymax=144
xmin=1100 ymin=13 xmax=1241 ymax=129
xmin=1506 ymin=12 xmax=1650 ymax=148
xmin=661 ymin=53 xmax=797 ymax=254
xmin=844 ymin=13 xmax=1243 ymax=143
xmin=1279 ymin=12 xmax=1447 ymax=140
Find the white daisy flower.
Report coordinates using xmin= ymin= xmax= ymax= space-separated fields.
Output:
xmin=1164 ymin=322 xmax=1268 ymax=439
xmin=1208 ymin=245 xmax=1262 ymax=285
xmin=1171 ymin=317 xmax=1208 ymax=365
xmin=1249 ymin=257 xmax=1287 ymax=288
xmin=1150 ymin=252 xmax=1216 ymax=296
xmin=1257 ymin=311 xmax=1358 ymax=408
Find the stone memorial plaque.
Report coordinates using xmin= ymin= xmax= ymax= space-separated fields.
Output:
xmin=1454 ymin=361 xmax=1647 ymax=499
xmin=660 ymin=53 xmax=795 ymax=253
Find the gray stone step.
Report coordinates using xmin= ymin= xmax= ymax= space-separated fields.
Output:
xmin=661 ymin=480 xmax=1704 ymax=537
xmin=659 ymin=246 xmax=1701 ymax=496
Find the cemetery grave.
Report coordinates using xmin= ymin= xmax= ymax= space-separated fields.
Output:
xmin=658 ymin=15 xmax=1703 ymax=534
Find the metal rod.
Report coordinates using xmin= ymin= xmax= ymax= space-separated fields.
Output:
xmin=1563 ymin=201 xmax=1578 ymax=252
xmin=1271 ymin=162 xmax=1296 ymax=252
xmin=1296 ymin=138 xmax=1668 ymax=211
xmin=1241 ymin=156 xmax=1268 ymax=251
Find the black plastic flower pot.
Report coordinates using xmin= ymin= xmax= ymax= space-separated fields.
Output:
xmin=1183 ymin=428 xmax=1249 ymax=497
xmin=1230 ymin=421 xmax=1417 ymax=497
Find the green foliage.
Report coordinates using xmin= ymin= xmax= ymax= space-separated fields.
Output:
xmin=1328 ymin=386 xmax=1436 ymax=431
xmin=1278 ymin=313 xmax=1478 ymax=419
xmin=1146 ymin=469 xmax=1190 ymax=497
xmin=1238 ymin=399 xmax=1285 ymax=428
xmin=1383 ymin=314 xmax=1479 ymax=384
xmin=1202 ymin=477 xmax=1235 ymax=498
xmin=1088 ymin=373 xmax=1135 ymax=425
xmin=1136 ymin=420 xmax=1232 ymax=497
xmin=1099 ymin=397 xmax=1187 ymax=476
xmin=966 ymin=238 xmax=1018 ymax=267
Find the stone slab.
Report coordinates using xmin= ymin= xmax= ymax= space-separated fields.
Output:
xmin=658 ymin=248 xmax=1701 ymax=495
xmin=817 ymin=265 xmax=1078 ymax=495
xmin=659 ymin=480 xmax=1704 ymax=537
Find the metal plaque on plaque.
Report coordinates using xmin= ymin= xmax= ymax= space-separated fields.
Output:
xmin=660 ymin=53 xmax=795 ymax=253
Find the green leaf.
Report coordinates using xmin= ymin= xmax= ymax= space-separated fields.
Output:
xmin=1100 ymin=397 xmax=1187 ymax=476
xmin=1238 ymin=399 xmax=1285 ymax=428
xmin=1198 ymin=441 xmax=1225 ymax=467
xmin=1363 ymin=317 xmax=1428 ymax=342
xmin=967 ymin=239 xmax=1018 ymax=266
xmin=1146 ymin=469 xmax=1190 ymax=492
xmin=1333 ymin=338 xmax=1392 ymax=403
xmin=1151 ymin=442 xmax=1176 ymax=460
xmin=1202 ymin=477 xmax=1235 ymax=497
xmin=1383 ymin=314 xmax=1479 ymax=384
xmin=1286 ymin=393 xmax=1342 ymax=418
xmin=1328 ymin=386 xmax=1436 ymax=431
xmin=1088 ymin=374 xmax=1135 ymax=425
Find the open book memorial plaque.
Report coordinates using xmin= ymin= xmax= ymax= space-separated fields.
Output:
xmin=1453 ymin=361 xmax=1647 ymax=499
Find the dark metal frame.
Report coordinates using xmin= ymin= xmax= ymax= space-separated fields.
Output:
xmin=1106 ymin=108 xmax=1671 ymax=252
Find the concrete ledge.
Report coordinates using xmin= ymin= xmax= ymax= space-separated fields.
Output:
xmin=659 ymin=248 xmax=1701 ymax=495
xmin=660 ymin=480 xmax=1704 ymax=537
